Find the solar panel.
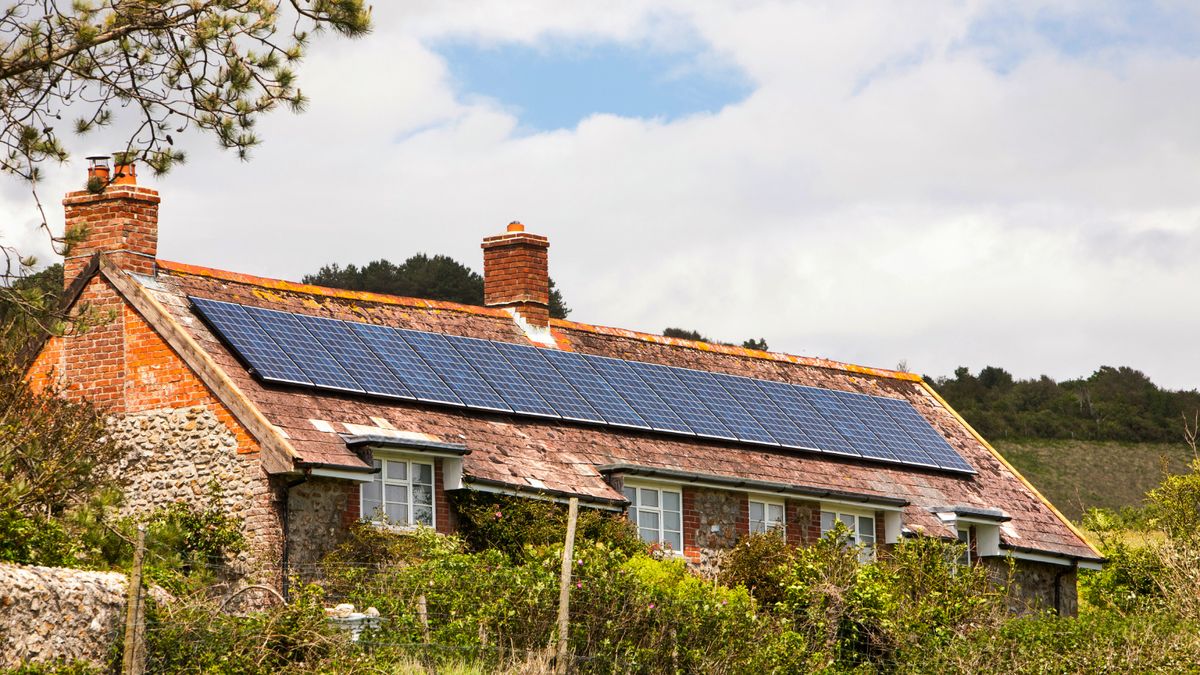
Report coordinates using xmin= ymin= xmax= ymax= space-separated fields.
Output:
xmin=671 ymin=368 xmax=778 ymax=446
xmin=444 ymin=334 xmax=559 ymax=418
xmin=190 ymin=298 xmax=311 ymax=386
xmin=756 ymin=380 xmax=860 ymax=458
xmin=397 ymin=330 xmax=511 ymax=412
xmin=832 ymin=390 xmax=939 ymax=469
xmin=192 ymin=297 xmax=977 ymax=475
xmin=800 ymin=387 xmax=898 ymax=462
xmin=582 ymin=354 xmax=693 ymax=435
xmin=491 ymin=342 xmax=602 ymax=423
xmin=349 ymin=323 xmax=462 ymax=406
xmin=242 ymin=305 xmax=364 ymax=393
xmin=627 ymin=361 xmax=737 ymax=441
xmin=541 ymin=350 xmax=649 ymax=429
xmin=293 ymin=314 xmax=413 ymax=399
xmin=710 ymin=372 xmax=818 ymax=450
xmin=876 ymin=397 xmax=975 ymax=473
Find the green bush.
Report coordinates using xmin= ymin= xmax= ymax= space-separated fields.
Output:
xmin=717 ymin=530 xmax=793 ymax=607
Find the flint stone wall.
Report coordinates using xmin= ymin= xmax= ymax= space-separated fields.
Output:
xmin=108 ymin=406 xmax=283 ymax=583
xmin=0 ymin=563 xmax=129 ymax=667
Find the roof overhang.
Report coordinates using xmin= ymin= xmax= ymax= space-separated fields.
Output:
xmin=341 ymin=433 xmax=471 ymax=458
xmin=460 ymin=475 xmax=627 ymax=510
xmin=930 ymin=505 xmax=1012 ymax=524
xmin=599 ymin=463 xmax=910 ymax=511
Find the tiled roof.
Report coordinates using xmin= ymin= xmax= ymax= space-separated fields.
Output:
xmin=142 ymin=259 xmax=1100 ymax=562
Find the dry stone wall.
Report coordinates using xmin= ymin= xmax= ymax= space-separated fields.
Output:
xmin=0 ymin=563 xmax=128 ymax=667
xmin=108 ymin=405 xmax=283 ymax=582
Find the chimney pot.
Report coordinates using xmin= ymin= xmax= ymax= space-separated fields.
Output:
xmin=62 ymin=160 xmax=159 ymax=289
xmin=86 ymin=155 xmax=111 ymax=182
xmin=112 ymin=161 xmax=137 ymax=185
xmin=507 ymin=221 xmax=525 ymax=232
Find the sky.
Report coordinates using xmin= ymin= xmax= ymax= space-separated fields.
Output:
xmin=4 ymin=0 xmax=1200 ymax=390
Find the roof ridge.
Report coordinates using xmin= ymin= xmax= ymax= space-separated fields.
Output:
xmin=550 ymin=317 xmax=923 ymax=382
xmin=158 ymin=259 xmax=921 ymax=382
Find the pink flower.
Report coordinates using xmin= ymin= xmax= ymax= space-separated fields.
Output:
xmin=648 ymin=603 xmax=656 ymax=610
xmin=576 ymin=582 xmax=582 ymax=588
xmin=494 ymin=511 xmax=503 ymax=519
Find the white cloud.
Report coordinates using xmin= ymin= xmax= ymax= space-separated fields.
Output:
xmin=4 ymin=0 xmax=1200 ymax=390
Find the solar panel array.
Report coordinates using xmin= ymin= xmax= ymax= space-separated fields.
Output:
xmin=190 ymin=297 xmax=975 ymax=474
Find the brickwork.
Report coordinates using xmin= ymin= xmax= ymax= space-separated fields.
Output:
xmin=481 ymin=226 xmax=550 ymax=327
xmin=785 ymin=499 xmax=822 ymax=546
xmin=62 ymin=185 xmax=159 ymax=287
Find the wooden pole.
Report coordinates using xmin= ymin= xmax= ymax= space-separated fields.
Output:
xmin=122 ymin=525 xmax=146 ymax=675
xmin=555 ymin=498 xmax=579 ymax=675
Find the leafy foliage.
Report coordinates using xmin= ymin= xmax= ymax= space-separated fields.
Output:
xmin=303 ymin=254 xmax=571 ymax=318
xmin=933 ymin=364 xmax=1200 ymax=443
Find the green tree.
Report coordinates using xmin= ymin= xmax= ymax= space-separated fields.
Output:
xmin=0 ymin=0 xmax=372 ymax=284
xmin=303 ymin=254 xmax=571 ymax=319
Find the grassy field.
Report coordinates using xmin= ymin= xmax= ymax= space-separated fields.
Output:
xmin=993 ymin=439 xmax=1196 ymax=521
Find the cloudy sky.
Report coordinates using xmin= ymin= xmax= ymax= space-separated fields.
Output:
xmin=4 ymin=0 xmax=1200 ymax=389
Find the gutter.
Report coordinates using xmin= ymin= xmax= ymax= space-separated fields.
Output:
xmin=598 ymin=463 xmax=910 ymax=509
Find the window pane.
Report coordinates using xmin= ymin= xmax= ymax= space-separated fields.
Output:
xmin=413 ymin=505 xmax=434 ymax=526
xmin=662 ymin=491 xmax=680 ymax=511
xmin=412 ymin=484 xmax=433 ymax=506
xmin=622 ymin=486 xmax=637 ymax=503
xmin=640 ymin=488 xmax=659 ymax=508
xmin=663 ymin=510 xmax=681 ymax=531
xmin=768 ymin=504 xmax=784 ymax=525
xmin=385 ymin=484 xmax=408 ymax=507
xmin=750 ymin=502 xmax=764 ymax=523
xmin=638 ymin=510 xmax=659 ymax=531
xmin=385 ymin=501 xmax=407 ymax=524
xmin=362 ymin=497 xmax=381 ymax=518
xmin=414 ymin=463 xmax=433 ymax=485
xmin=838 ymin=513 xmax=855 ymax=529
xmin=859 ymin=516 xmax=874 ymax=539
xmin=639 ymin=528 xmax=658 ymax=542
xmin=372 ymin=458 xmax=382 ymax=470
xmin=362 ymin=478 xmax=381 ymax=503
xmin=664 ymin=531 xmax=682 ymax=551
xmin=385 ymin=460 xmax=407 ymax=481
xmin=820 ymin=511 xmax=835 ymax=533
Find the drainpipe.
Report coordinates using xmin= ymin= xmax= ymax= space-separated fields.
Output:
xmin=281 ymin=471 xmax=310 ymax=604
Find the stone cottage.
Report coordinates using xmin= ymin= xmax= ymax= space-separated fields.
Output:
xmin=24 ymin=158 xmax=1101 ymax=613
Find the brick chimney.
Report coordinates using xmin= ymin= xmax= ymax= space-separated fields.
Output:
xmin=62 ymin=156 xmax=160 ymax=290
xmin=481 ymin=222 xmax=550 ymax=329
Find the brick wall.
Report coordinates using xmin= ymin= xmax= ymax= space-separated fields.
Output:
xmin=62 ymin=185 xmax=159 ymax=286
xmin=682 ymin=487 xmax=744 ymax=576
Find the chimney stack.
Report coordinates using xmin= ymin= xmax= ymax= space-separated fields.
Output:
xmin=63 ymin=155 xmax=160 ymax=289
xmin=481 ymin=222 xmax=550 ymax=329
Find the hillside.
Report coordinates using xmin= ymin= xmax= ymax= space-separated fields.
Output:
xmin=993 ymin=439 xmax=1195 ymax=521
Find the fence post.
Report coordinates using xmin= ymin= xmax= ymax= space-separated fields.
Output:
xmin=555 ymin=497 xmax=579 ymax=675
xmin=122 ymin=525 xmax=146 ymax=675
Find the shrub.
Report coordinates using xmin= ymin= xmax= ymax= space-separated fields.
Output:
xmin=717 ymin=530 xmax=793 ymax=607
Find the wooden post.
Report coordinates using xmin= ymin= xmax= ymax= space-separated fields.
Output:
xmin=122 ymin=525 xmax=146 ymax=675
xmin=555 ymin=498 xmax=579 ymax=675
xmin=417 ymin=593 xmax=430 ymax=644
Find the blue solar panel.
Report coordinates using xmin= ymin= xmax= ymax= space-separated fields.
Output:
xmin=397 ymin=330 xmax=510 ymax=412
xmin=833 ymin=391 xmax=938 ymax=469
xmin=627 ymin=361 xmax=736 ymax=441
xmin=444 ymin=335 xmax=559 ymax=418
xmin=582 ymin=354 xmax=693 ymax=435
xmin=671 ymin=368 xmax=778 ymax=446
xmin=755 ymin=380 xmax=860 ymax=457
xmin=541 ymin=350 xmax=649 ymax=429
xmin=190 ymin=298 xmax=311 ymax=386
xmin=491 ymin=342 xmax=602 ymax=423
xmin=193 ymin=297 xmax=977 ymax=474
xmin=242 ymin=305 xmax=364 ymax=393
xmin=710 ymin=372 xmax=818 ymax=450
xmin=876 ymin=397 xmax=975 ymax=473
xmin=349 ymin=323 xmax=462 ymax=406
xmin=293 ymin=314 xmax=413 ymax=399
xmin=800 ymin=387 xmax=898 ymax=462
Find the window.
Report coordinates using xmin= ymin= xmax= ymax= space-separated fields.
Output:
xmin=622 ymin=485 xmax=682 ymax=552
xmin=749 ymin=498 xmax=785 ymax=534
xmin=820 ymin=509 xmax=876 ymax=561
xmin=361 ymin=457 xmax=435 ymax=527
xmin=957 ymin=527 xmax=972 ymax=566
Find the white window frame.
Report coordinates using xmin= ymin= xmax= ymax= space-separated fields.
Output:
xmin=957 ymin=527 xmax=972 ymax=566
xmin=820 ymin=506 xmax=877 ymax=562
xmin=748 ymin=496 xmax=786 ymax=535
xmin=360 ymin=454 xmax=436 ymax=529
xmin=621 ymin=481 xmax=683 ymax=554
